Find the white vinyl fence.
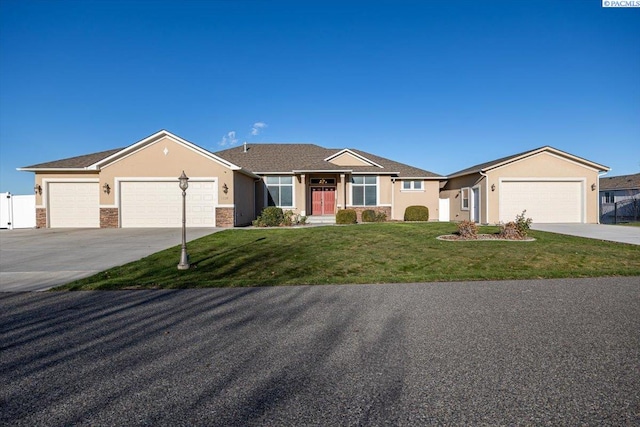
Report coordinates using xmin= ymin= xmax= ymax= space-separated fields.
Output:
xmin=0 ymin=193 xmax=36 ymax=229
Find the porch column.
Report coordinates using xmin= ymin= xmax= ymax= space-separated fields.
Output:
xmin=300 ymin=174 xmax=306 ymax=216
xmin=341 ymin=174 xmax=347 ymax=209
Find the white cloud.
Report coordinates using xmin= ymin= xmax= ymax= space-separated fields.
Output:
xmin=219 ymin=130 xmax=238 ymax=147
xmin=251 ymin=122 xmax=267 ymax=136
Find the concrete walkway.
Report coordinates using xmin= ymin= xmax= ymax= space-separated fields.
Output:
xmin=0 ymin=228 xmax=221 ymax=292
xmin=531 ymin=223 xmax=640 ymax=245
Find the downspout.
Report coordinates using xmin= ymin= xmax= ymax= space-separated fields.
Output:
xmin=596 ymin=170 xmax=609 ymax=224
xmin=479 ymin=170 xmax=489 ymax=224
xmin=391 ymin=178 xmax=395 ymax=220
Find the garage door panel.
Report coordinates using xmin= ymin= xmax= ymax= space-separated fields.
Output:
xmin=120 ymin=181 xmax=217 ymax=228
xmin=48 ymin=182 xmax=100 ymax=228
xmin=500 ymin=181 xmax=583 ymax=223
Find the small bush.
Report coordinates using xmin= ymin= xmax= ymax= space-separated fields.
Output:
xmin=515 ymin=210 xmax=533 ymax=237
xmin=457 ymin=220 xmax=478 ymax=239
xmin=499 ymin=210 xmax=533 ymax=239
xmin=404 ymin=205 xmax=429 ymax=221
xmin=362 ymin=210 xmax=376 ymax=223
xmin=253 ymin=207 xmax=284 ymax=227
xmin=336 ymin=209 xmax=357 ymax=224
xmin=361 ymin=210 xmax=387 ymax=223
xmin=498 ymin=222 xmax=521 ymax=239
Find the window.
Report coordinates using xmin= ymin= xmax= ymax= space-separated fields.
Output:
xmin=352 ymin=176 xmax=377 ymax=206
xmin=461 ymin=187 xmax=470 ymax=210
xmin=604 ymin=192 xmax=614 ymax=203
xmin=402 ymin=180 xmax=423 ymax=190
xmin=266 ymin=176 xmax=293 ymax=207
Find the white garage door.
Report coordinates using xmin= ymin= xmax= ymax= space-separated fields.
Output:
xmin=120 ymin=180 xmax=217 ymax=227
xmin=48 ymin=182 xmax=100 ymax=228
xmin=500 ymin=180 xmax=583 ymax=223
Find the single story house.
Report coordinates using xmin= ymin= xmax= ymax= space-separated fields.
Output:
xmin=599 ymin=173 xmax=640 ymax=224
xmin=19 ymin=130 xmax=443 ymax=228
xmin=439 ymin=146 xmax=609 ymax=224
xmin=18 ymin=130 xmax=610 ymax=228
xmin=599 ymin=173 xmax=640 ymax=204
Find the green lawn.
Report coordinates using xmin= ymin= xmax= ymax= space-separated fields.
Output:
xmin=57 ymin=223 xmax=640 ymax=290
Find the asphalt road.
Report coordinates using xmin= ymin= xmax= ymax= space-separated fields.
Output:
xmin=1 ymin=277 xmax=639 ymax=426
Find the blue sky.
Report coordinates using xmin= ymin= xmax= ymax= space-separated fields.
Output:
xmin=1 ymin=0 xmax=638 ymax=194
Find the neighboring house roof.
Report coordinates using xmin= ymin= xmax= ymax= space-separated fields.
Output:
xmin=19 ymin=147 xmax=125 ymax=170
xmin=599 ymin=173 xmax=640 ymax=191
xmin=214 ymin=143 xmax=442 ymax=178
xmin=447 ymin=146 xmax=610 ymax=178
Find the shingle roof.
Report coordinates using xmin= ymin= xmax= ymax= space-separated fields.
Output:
xmin=21 ymin=148 xmax=126 ymax=169
xmin=213 ymin=143 xmax=442 ymax=177
xmin=448 ymin=146 xmax=609 ymax=177
xmin=600 ymin=173 xmax=640 ymax=191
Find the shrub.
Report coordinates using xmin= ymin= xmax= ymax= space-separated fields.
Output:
xmin=361 ymin=209 xmax=376 ymax=223
xmin=253 ymin=207 xmax=284 ymax=227
xmin=404 ymin=205 xmax=429 ymax=221
xmin=336 ymin=209 xmax=357 ymax=224
xmin=498 ymin=222 xmax=521 ymax=239
xmin=514 ymin=210 xmax=533 ymax=237
xmin=457 ymin=220 xmax=478 ymax=239
xmin=361 ymin=210 xmax=387 ymax=223
xmin=499 ymin=210 xmax=533 ymax=239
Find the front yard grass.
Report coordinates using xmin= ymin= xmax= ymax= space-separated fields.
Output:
xmin=57 ymin=223 xmax=640 ymax=290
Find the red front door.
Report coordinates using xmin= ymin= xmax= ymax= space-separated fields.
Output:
xmin=311 ymin=187 xmax=336 ymax=215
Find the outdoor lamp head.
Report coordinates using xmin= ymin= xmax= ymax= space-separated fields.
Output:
xmin=179 ymin=171 xmax=189 ymax=191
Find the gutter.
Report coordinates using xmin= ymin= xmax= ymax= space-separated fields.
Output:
xmin=479 ymin=170 xmax=489 ymax=224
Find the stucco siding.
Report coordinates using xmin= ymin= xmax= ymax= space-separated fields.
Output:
xmin=441 ymin=174 xmax=482 ymax=222
xmin=393 ymin=180 xmax=440 ymax=221
xmin=101 ymin=136 xmax=232 ymax=207
xmin=487 ymin=152 xmax=600 ymax=223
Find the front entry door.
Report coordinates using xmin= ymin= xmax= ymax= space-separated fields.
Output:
xmin=311 ymin=187 xmax=336 ymax=215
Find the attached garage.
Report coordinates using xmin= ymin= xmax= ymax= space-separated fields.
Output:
xmin=48 ymin=182 xmax=100 ymax=228
xmin=120 ymin=180 xmax=217 ymax=228
xmin=442 ymin=147 xmax=609 ymax=224
xmin=500 ymin=180 xmax=584 ymax=223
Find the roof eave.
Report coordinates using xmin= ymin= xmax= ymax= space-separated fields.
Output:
xmin=16 ymin=167 xmax=96 ymax=172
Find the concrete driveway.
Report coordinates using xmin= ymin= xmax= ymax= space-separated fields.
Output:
xmin=531 ymin=223 xmax=640 ymax=245
xmin=0 ymin=228 xmax=221 ymax=292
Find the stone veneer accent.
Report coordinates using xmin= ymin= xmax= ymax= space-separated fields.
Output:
xmin=216 ymin=207 xmax=235 ymax=227
xmin=36 ymin=208 xmax=47 ymax=228
xmin=350 ymin=206 xmax=392 ymax=223
xmin=100 ymin=208 xmax=119 ymax=228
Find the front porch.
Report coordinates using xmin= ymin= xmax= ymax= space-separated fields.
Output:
xmin=305 ymin=215 xmax=336 ymax=225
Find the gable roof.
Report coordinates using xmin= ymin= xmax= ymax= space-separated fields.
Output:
xmin=17 ymin=130 xmax=442 ymax=178
xmin=213 ymin=143 xmax=442 ymax=178
xmin=599 ymin=173 xmax=640 ymax=191
xmin=447 ymin=146 xmax=609 ymax=178
xmin=18 ymin=130 xmax=247 ymax=174
xmin=18 ymin=147 xmax=126 ymax=171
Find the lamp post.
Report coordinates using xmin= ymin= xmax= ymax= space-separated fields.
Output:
xmin=177 ymin=171 xmax=190 ymax=270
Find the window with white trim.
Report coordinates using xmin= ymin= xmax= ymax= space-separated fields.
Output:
xmin=402 ymin=180 xmax=423 ymax=190
xmin=604 ymin=192 xmax=614 ymax=203
xmin=461 ymin=187 xmax=470 ymax=210
xmin=352 ymin=176 xmax=377 ymax=206
xmin=266 ymin=176 xmax=293 ymax=207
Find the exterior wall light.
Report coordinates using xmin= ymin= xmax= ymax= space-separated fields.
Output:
xmin=34 ymin=184 xmax=42 ymax=195
xmin=491 ymin=184 xmax=495 ymax=191
xmin=591 ymin=183 xmax=596 ymax=191
xmin=178 ymin=171 xmax=190 ymax=270
xmin=222 ymin=183 xmax=229 ymax=194
xmin=102 ymin=183 xmax=111 ymax=194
